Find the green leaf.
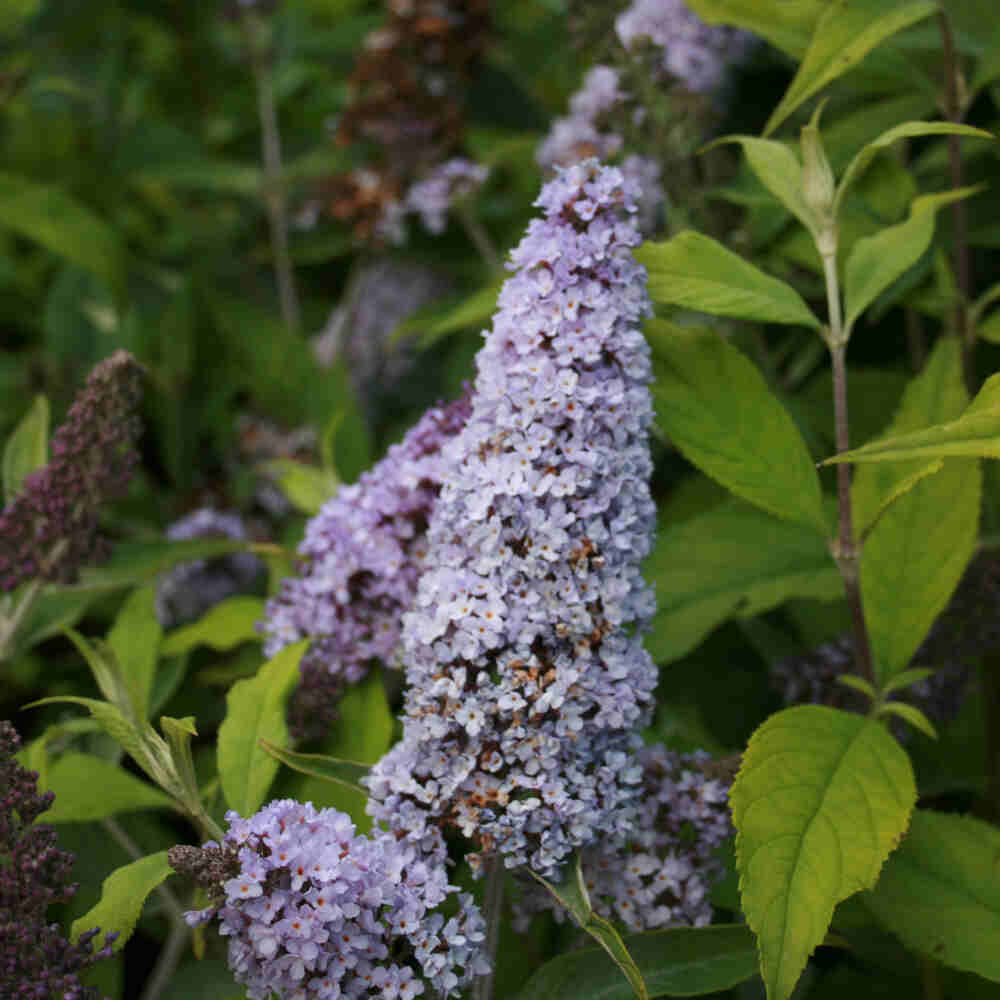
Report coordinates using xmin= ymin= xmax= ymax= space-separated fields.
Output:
xmin=64 ymin=629 xmax=140 ymax=721
xmin=834 ymin=121 xmax=994 ymax=215
xmin=648 ymin=321 xmax=826 ymax=532
xmin=161 ymin=596 xmax=266 ymax=657
xmin=637 ymin=232 xmax=821 ymax=328
xmin=390 ymin=280 xmax=503 ymax=349
xmin=258 ymin=740 xmax=368 ymax=791
xmin=107 ymin=585 xmax=162 ymax=719
xmin=684 ymin=0 xmax=822 ymax=57
xmin=0 ymin=171 xmax=123 ymax=298
xmin=645 ymin=499 xmax=842 ymax=664
xmin=70 ymin=851 xmax=172 ymax=953
xmin=881 ymin=667 xmax=933 ymax=695
xmin=135 ymin=158 xmax=262 ymax=196
xmin=875 ymin=702 xmax=938 ymax=739
xmin=854 ymin=339 xmax=980 ymax=683
xmin=260 ymin=458 xmax=338 ymax=514
xmin=517 ymin=924 xmax=759 ymax=1000
xmin=217 ymin=639 xmax=309 ymax=816
xmin=732 ymin=705 xmax=916 ymax=1000
xmin=41 ymin=753 xmax=174 ymax=823
xmin=835 ymin=674 xmax=879 ymax=701
xmin=843 ymin=187 xmax=982 ymax=339
xmin=764 ymin=0 xmax=939 ymax=136
xmin=2 ymin=394 xmax=49 ymax=503
xmin=865 ymin=809 xmax=1000 ymax=981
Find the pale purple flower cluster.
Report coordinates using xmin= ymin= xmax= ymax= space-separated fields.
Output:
xmin=262 ymin=395 xmax=472 ymax=742
xmin=178 ymin=800 xmax=489 ymax=999
xmin=616 ymin=0 xmax=754 ymax=95
xmin=405 ymin=159 xmax=490 ymax=235
xmin=365 ymin=160 xmax=659 ymax=879
xmin=513 ymin=745 xmax=731 ymax=932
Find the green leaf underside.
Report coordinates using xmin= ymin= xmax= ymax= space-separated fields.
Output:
xmin=517 ymin=925 xmax=759 ymax=1000
xmin=647 ymin=321 xmax=826 ymax=533
xmin=764 ymin=0 xmax=938 ymax=136
xmin=71 ymin=851 xmax=172 ymax=952
xmin=161 ymin=596 xmax=266 ymax=657
xmin=865 ymin=809 xmax=1000 ymax=981
xmin=637 ymin=232 xmax=820 ymax=328
xmin=645 ymin=499 xmax=841 ymax=664
xmin=41 ymin=752 xmax=174 ymax=822
xmin=217 ymin=639 xmax=309 ymax=816
xmin=731 ymin=705 xmax=916 ymax=1000
xmin=259 ymin=740 xmax=369 ymax=791
xmin=2 ymin=394 xmax=49 ymax=504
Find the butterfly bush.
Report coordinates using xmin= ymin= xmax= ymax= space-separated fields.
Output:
xmin=405 ymin=158 xmax=490 ymax=235
xmin=262 ymin=395 xmax=472 ymax=742
xmin=172 ymin=799 xmax=488 ymax=1000
xmin=365 ymin=160 xmax=659 ymax=878
xmin=513 ymin=745 xmax=732 ymax=932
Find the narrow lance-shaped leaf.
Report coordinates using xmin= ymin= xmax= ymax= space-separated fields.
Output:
xmin=259 ymin=739 xmax=369 ymax=792
xmin=2 ymin=394 xmax=48 ymax=503
xmin=107 ymin=584 xmax=162 ymax=719
xmin=731 ymin=705 xmax=916 ymax=1000
xmin=637 ymin=232 xmax=821 ymax=328
xmin=647 ymin=321 xmax=827 ymax=533
xmin=161 ymin=596 xmax=266 ymax=657
xmin=764 ymin=0 xmax=938 ymax=136
xmin=865 ymin=809 xmax=1000 ymax=982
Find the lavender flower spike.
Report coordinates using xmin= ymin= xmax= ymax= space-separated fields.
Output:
xmin=170 ymin=800 xmax=489 ymax=999
xmin=262 ymin=394 xmax=472 ymax=742
xmin=366 ymin=160 xmax=659 ymax=878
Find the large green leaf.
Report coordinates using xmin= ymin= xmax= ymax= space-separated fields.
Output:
xmin=42 ymin=752 xmax=174 ymax=823
xmin=2 ymin=394 xmax=48 ymax=503
xmin=764 ymin=0 xmax=938 ymax=136
xmin=648 ymin=321 xmax=826 ymax=532
xmin=0 ymin=171 xmax=123 ymax=297
xmin=855 ymin=339 xmax=980 ymax=683
xmin=161 ymin=596 xmax=266 ymax=657
xmin=866 ymin=809 xmax=1000 ymax=981
xmin=645 ymin=499 xmax=842 ymax=664
xmin=637 ymin=233 xmax=820 ymax=328
xmin=684 ymin=0 xmax=823 ymax=57
xmin=732 ymin=705 xmax=916 ymax=1000
xmin=843 ymin=187 xmax=982 ymax=339
xmin=217 ymin=639 xmax=308 ymax=816
xmin=107 ymin=585 xmax=162 ymax=719
xmin=70 ymin=851 xmax=173 ymax=953
xmin=517 ymin=925 xmax=759 ymax=1000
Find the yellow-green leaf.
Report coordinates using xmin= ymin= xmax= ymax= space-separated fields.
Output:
xmin=107 ymin=585 xmax=162 ymax=718
xmin=161 ymin=596 xmax=266 ymax=657
xmin=732 ymin=705 xmax=916 ymax=1000
xmin=260 ymin=459 xmax=338 ymax=515
xmin=684 ymin=0 xmax=823 ymax=57
xmin=2 ymin=394 xmax=48 ymax=504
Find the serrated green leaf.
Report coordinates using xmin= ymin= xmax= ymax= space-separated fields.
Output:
xmin=732 ymin=705 xmax=916 ymax=1000
xmin=41 ymin=752 xmax=174 ymax=823
xmin=2 ymin=394 xmax=49 ymax=503
xmin=161 ymin=596 xmax=266 ymax=657
xmin=865 ymin=809 xmax=1000 ymax=980
xmin=71 ymin=851 xmax=172 ymax=952
xmin=260 ymin=458 xmax=338 ymax=515
xmin=648 ymin=321 xmax=826 ymax=532
xmin=645 ymin=500 xmax=842 ymax=664
xmin=855 ymin=459 xmax=943 ymax=539
xmin=764 ymin=0 xmax=938 ymax=136
xmin=876 ymin=702 xmax=938 ymax=739
xmin=843 ymin=187 xmax=982 ymax=339
xmin=516 ymin=924 xmax=759 ymax=1000
xmin=217 ymin=639 xmax=309 ymax=816
xmin=107 ymin=585 xmax=162 ymax=718
xmin=259 ymin=740 xmax=368 ymax=791
xmin=637 ymin=232 xmax=821 ymax=328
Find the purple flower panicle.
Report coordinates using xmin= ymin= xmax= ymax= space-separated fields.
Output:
xmin=406 ymin=158 xmax=490 ymax=235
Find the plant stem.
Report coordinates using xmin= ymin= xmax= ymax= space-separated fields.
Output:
xmin=822 ymin=251 xmax=877 ymax=687
xmin=919 ymin=955 xmax=943 ymax=1000
xmin=241 ymin=10 xmax=301 ymax=335
xmin=473 ymin=856 xmax=505 ymax=1000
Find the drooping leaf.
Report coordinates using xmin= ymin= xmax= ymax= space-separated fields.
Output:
xmin=875 ymin=702 xmax=938 ymax=740
xmin=731 ymin=705 xmax=916 ymax=1000
xmin=645 ymin=499 xmax=842 ymax=664
xmin=217 ymin=639 xmax=309 ymax=816
xmin=648 ymin=321 xmax=826 ymax=532
xmin=764 ymin=0 xmax=939 ymax=136
xmin=517 ymin=924 xmax=759 ymax=1000
xmin=865 ymin=809 xmax=1000 ymax=981
xmin=161 ymin=596 xmax=266 ymax=657
xmin=70 ymin=851 xmax=173 ymax=953
xmin=107 ymin=584 xmax=162 ymax=719
xmin=2 ymin=394 xmax=49 ymax=503
xmin=259 ymin=740 xmax=368 ymax=792
xmin=637 ymin=233 xmax=821 ymax=328
xmin=843 ymin=187 xmax=982 ymax=339
xmin=259 ymin=459 xmax=338 ymax=515
xmin=41 ymin=752 xmax=174 ymax=823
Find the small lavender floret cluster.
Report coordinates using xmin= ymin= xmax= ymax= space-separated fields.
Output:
xmin=513 ymin=745 xmax=731 ymax=932
xmin=174 ymin=799 xmax=489 ymax=999
xmin=262 ymin=395 xmax=472 ymax=742
xmin=155 ymin=509 xmax=263 ymax=629
xmin=0 ymin=351 xmax=142 ymax=592
xmin=405 ymin=159 xmax=490 ymax=235
xmin=365 ymin=160 xmax=659 ymax=879
xmin=1 ymin=720 xmax=116 ymax=999
xmin=615 ymin=0 xmax=754 ymax=96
